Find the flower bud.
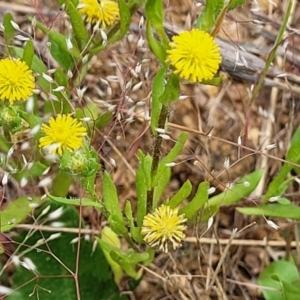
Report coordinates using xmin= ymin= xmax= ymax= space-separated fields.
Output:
xmin=60 ymin=147 xmax=99 ymax=177
xmin=0 ymin=106 xmax=23 ymax=134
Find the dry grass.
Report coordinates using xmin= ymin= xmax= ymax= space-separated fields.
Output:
xmin=1 ymin=0 xmax=300 ymax=299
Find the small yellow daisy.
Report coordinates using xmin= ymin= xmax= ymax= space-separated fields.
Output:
xmin=78 ymin=0 xmax=119 ymax=29
xmin=39 ymin=114 xmax=87 ymax=156
xmin=0 ymin=58 xmax=35 ymax=104
xmin=166 ymin=29 xmax=222 ymax=83
xmin=141 ymin=204 xmax=187 ymax=253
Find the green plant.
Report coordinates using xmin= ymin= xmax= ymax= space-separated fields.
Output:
xmin=1 ymin=0 xmax=299 ymax=299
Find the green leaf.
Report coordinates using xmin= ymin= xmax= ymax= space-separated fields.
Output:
xmin=264 ymin=141 xmax=300 ymax=201
xmin=48 ymin=31 xmax=75 ymax=70
xmin=277 ymin=197 xmax=291 ymax=205
xmin=136 ymin=151 xmax=152 ymax=227
xmin=3 ymin=13 xmax=15 ymax=47
xmin=118 ymin=0 xmax=131 ymax=37
xmin=200 ymin=169 xmax=263 ymax=221
xmin=136 ymin=166 xmax=147 ymax=228
xmin=62 ymin=0 xmax=89 ymax=47
xmin=124 ymin=201 xmax=144 ymax=243
xmin=168 ymin=180 xmax=192 ymax=209
xmin=145 ymin=0 xmax=169 ymax=46
xmin=207 ymin=169 xmax=263 ymax=207
xmin=75 ymin=103 xmax=97 ymax=120
xmin=237 ymin=204 xmax=300 ymax=220
xmin=14 ymin=47 xmax=50 ymax=94
xmin=0 ymin=197 xmax=40 ymax=232
xmin=7 ymin=205 xmax=125 ymax=300
xmin=110 ymin=249 xmax=147 ymax=279
xmin=137 ymin=151 xmax=152 ymax=190
xmin=101 ymin=227 xmax=123 ymax=284
xmin=153 ymin=166 xmax=170 ymax=209
xmin=179 ymin=181 xmax=209 ymax=220
xmin=57 ymin=0 xmax=78 ymax=6
xmin=55 ymin=68 xmax=69 ymax=87
xmin=53 ymin=69 xmax=72 ymax=113
xmin=47 ymin=194 xmax=102 ymax=209
xmin=201 ymin=76 xmax=223 ymax=85
xmin=275 ymin=176 xmax=296 ymax=197
xmin=18 ymin=110 xmax=41 ymax=128
xmin=152 ymin=132 xmax=188 ymax=187
xmin=146 ymin=20 xmax=167 ymax=64
xmin=22 ymin=40 xmax=34 ymax=67
xmin=27 ymin=161 xmax=48 ymax=177
xmin=159 ymin=74 xmax=180 ymax=105
xmin=103 ymin=171 xmax=127 ymax=235
xmin=100 ymin=0 xmax=131 ymax=47
xmin=0 ymin=134 xmax=10 ymax=151
xmin=228 ymin=0 xmax=245 ymax=10
xmin=291 ymin=125 xmax=300 ymax=146
xmin=195 ymin=0 xmax=225 ymax=33
xmin=150 ymin=66 xmax=165 ymax=134
xmin=14 ymin=47 xmax=47 ymax=73
xmin=51 ymin=171 xmax=72 ymax=197
xmin=96 ymin=112 xmax=113 ymax=129
xmin=75 ymin=104 xmax=112 ymax=131
xmin=98 ymin=240 xmax=148 ymax=279
xmin=258 ymin=260 xmax=300 ymax=300
xmin=145 ymin=0 xmax=163 ymax=27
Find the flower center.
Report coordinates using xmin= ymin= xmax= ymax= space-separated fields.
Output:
xmin=55 ymin=128 xmax=71 ymax=143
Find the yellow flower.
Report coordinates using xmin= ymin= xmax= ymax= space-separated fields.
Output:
xmin=141 ymin=204 xmax=187 ymax=253
xmin=166 ymin=29 xmax=222 ymax=83
xmin=39 ymin=114 xmax=87 ymax=156
xmin=0 ymin=58 xmax=35 ymax=104
xmin=78 ymin=0 xmax=119 ymax=29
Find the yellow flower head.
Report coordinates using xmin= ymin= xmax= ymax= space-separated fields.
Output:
xmin=39 ymin=114 xmax=87 ymax=156
xmin=0 ymin=58 xmax=35 ymax=104
xmin=78 ymin=0 xmax=119 ymax=29
xmin=166 ymin=29 xmax=222 ymax=83
xmin=141 ymin=204 xmax=187 ymax=253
